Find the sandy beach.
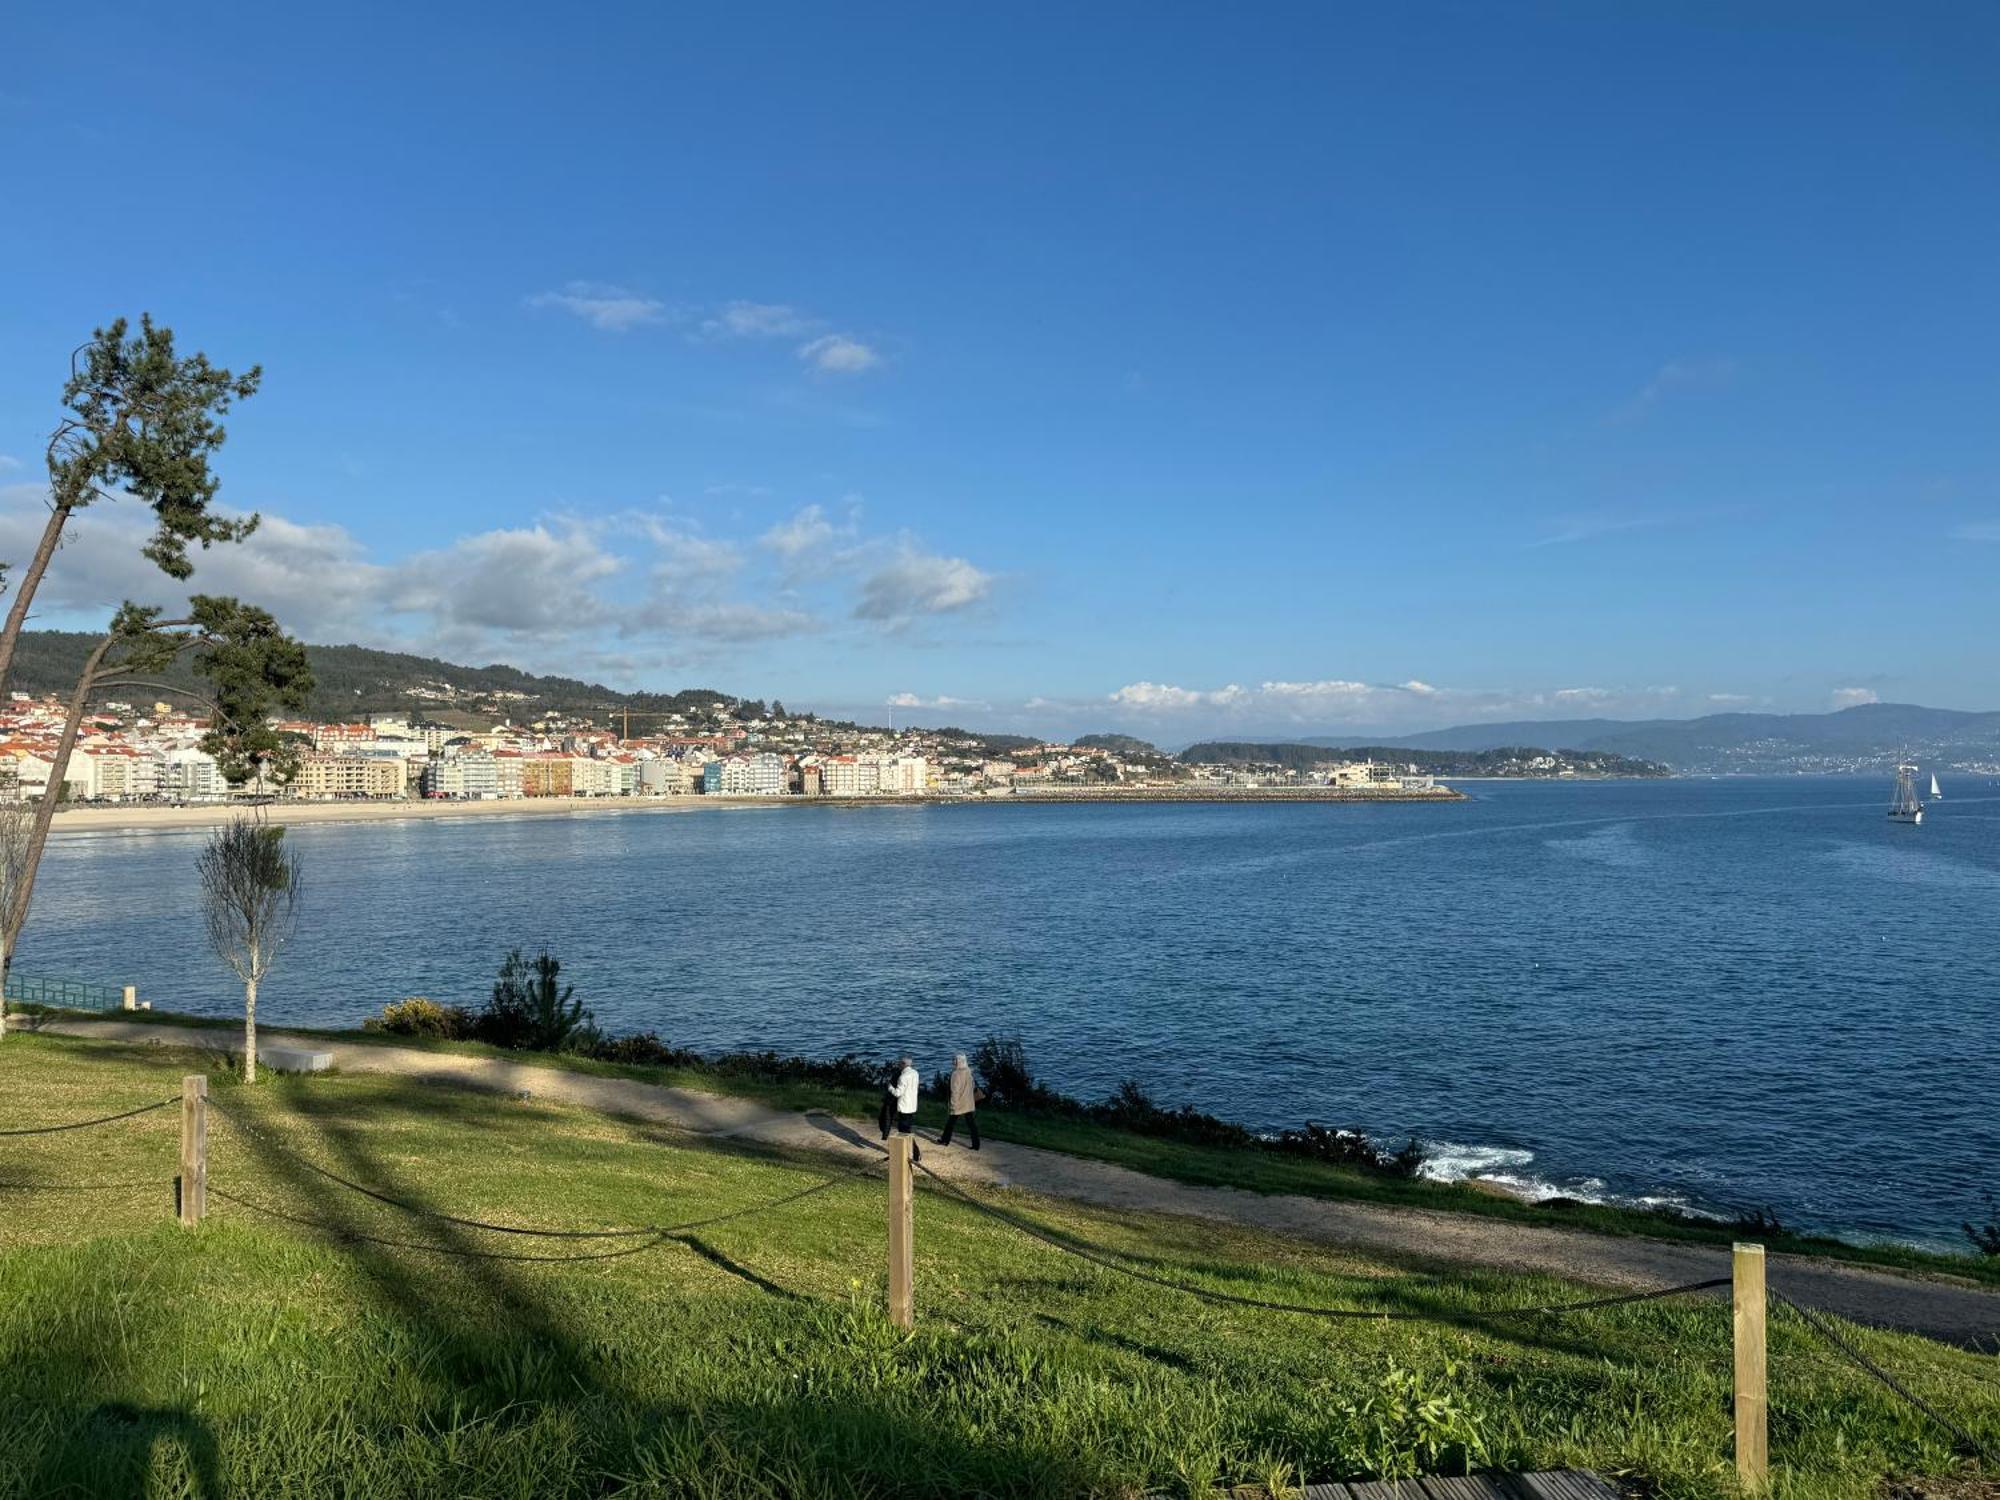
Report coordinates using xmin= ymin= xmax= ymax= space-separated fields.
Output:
xmin=46 ymin=795 xmax=736 ymax=836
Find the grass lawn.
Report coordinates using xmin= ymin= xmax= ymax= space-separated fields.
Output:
xmin=33 ymin=1004 xmax=2000 ymax=1289
xmin=2 ymin=1034 xmax=1995 ymax=1498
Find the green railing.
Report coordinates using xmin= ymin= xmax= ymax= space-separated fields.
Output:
xmin=3 ymin=974 xmax=126 ymax=1011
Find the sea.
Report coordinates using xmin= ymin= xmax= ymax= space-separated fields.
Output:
xmin=18 ymin=775 xmax=1999 ymax=1249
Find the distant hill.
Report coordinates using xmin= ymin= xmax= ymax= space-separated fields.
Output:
xmin=1074 ymin=734 xmax=1162 ymax=758
xmin=1181 ymin=742 xmax=1669 ymax=778
xmin=1299 ymin=703 xmax=2000 ymax=773
xmin=10 ymin=631 xmax=736 ymax=725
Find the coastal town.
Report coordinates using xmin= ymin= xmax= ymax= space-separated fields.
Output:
xmin=0 ymin=691 xmax=1466 ymax=806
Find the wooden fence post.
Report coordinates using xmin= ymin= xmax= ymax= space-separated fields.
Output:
xmin=1734 ymin=1241 xmax=1768 ymax=1490
xmin=122 ymin=985 xmax=137 ymax=1011
xmin=887 ymin=1133 xmax=913 ymax=1327
xmin=178 ymin=1074 xmax=207 ymax=1227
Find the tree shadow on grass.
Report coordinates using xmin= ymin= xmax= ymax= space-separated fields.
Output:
xmin=203 ymin=1083 xmax=1132 ymax=1495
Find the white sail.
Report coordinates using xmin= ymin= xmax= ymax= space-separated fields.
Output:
xmin=1930 ymin=775 xmax=1942 ymax=799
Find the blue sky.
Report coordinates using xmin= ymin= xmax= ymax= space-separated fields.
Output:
xmin=2 ymin=3 xmax=1995 ymax=739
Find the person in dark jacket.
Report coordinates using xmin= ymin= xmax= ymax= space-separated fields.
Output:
xmin=938 ymin=1052 xmax=982 ymax=1149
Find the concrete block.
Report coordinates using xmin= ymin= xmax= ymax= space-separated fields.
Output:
xmin=258 ymin=1045 xmax=332 ymax=1073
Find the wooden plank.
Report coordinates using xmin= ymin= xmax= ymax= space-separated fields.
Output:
xmin=1509 ymin=1473 xmax=1621 ymax=1500
xmin=1420 ymin=1478 xmax=1509 ymax=1499
xmin=1734 ymin=1243 xmax=1769 ymax=1492
xmin=886 ymin=1134 xmax=913 ymax=1327
xmin=1300 ymin=1486 xmax=1354 ymax=1500
xmin=1346 ymin=1483 xmax=1428 ymax=1500
xmin=178 ymin=1074 xmax=206 ymax=1227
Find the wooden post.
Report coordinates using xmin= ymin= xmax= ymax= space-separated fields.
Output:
xmin=178 ymin=1074 xmax=207 ymax=1227
xmin=1734 ymin=1241 xmax=1768 ymax=1490
xmin=121 ymin=985 xmax=137 ymax=1011
xmin=887 ymin=1133 xmax=913 ymax=1327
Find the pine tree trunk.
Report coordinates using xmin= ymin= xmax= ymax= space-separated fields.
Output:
xmin=5 ymin=632 xmax=117 ymax=954
xmin=0 ymin=929 xmax=8 ymax=1043
xmin=0 ymin=502 xmax=75 ymax=700
xmin=244 ymin=975 xmax=258 ymax=1083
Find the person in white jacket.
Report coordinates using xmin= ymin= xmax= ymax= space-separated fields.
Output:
xmin=889 ymin=1055 xmax=922 ymax=1163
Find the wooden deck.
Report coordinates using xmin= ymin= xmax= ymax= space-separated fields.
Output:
xmin=1153 ymin=1474 xmax=1619 ymax=1500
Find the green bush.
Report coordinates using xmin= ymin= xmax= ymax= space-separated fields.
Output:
xmin=478 ymin=948 xmax=593 ymax=1052
xmin=362 ymin=996 xmax=474 ymax=1039
xmin=1335 ymin=1360 xmax=1489 ymax=1478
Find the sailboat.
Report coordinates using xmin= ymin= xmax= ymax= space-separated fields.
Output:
xmin=1888 ymin=763 xmax=1924 ymax=824
xmin=1930 ymin=773 xmax=1943 ymax=800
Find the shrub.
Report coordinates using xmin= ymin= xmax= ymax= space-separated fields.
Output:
xmin=971 ymin=1035 xmax=1047 ymax=1109
xmin=1270 ymin=1121 xmax=1424 ymax=1179
xmin=476 ymin=948 xmax=593 ymax=1052
xmin=363 ymin=996 xmax=474 ymax=1040
xmin=1089 ymin=1079 xmax=1257 ymax=1149
xmin=1335 ymin=1360 xmax=1488 ymax=1479
xmin=589 ymin=1031 xmax=704 ymax=1068
xmin=1965 ymin=1193 xmax=2000 ymax=1257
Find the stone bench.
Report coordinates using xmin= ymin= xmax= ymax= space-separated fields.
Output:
xmin=257 ymin=1044 xmax=332 ymax=1073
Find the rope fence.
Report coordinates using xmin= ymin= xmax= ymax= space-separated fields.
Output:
xmin=914 ymin=1157 xmax=1729 ymax=1322
xmin=3 ymin=1072 xmax=1993 ymax=1482
xmin=1773 ymin=1289 xmax=1997 ymax=1465
xmin=0 ymin=1097 xmax=176 ymax=1136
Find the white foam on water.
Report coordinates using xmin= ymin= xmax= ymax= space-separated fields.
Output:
xmin=1418 ymin=1139 xmax=1721 ymax=1217
xmin=1417 ymin=1140 xmax=1535 ymax=1183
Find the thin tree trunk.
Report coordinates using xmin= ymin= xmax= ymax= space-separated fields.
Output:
xmin=244 ymin=975 xmax=258 ymax=1083
xmin=0 ymin=928 xmax=8 ymax=1042
xmin=0 ymin=502 xmax=75 ymax=700
xmin=5 ymin=632 xmax=115 ymax=954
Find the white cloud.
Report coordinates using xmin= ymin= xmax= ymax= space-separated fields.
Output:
xmin=1613 ymin=356 xmax=1736 ymax=422
xmin=798 ymin=334 xmax=881 ymax=374
xmin=854 ymin=546 xmax=992 ymax=621
xmin=526 ymin=282 xmax=669 ymax=332
xmin=1527 ymin=512 xmax=1677 ymax=549
xmin=759 ymin=504 xmax=839 ymax=561
xmin=0 ymin=455 xmax=19 ymax=473
xmin=0 ymin=485 xmax=997 ymax=677
xmin=887 ymin=692 xmax=987 ymax=710
xmin=1707 ymin=693 xmax=1753 ymax=705
xmin=701 ymin=301 xmax=813 ymax=339
xmin=1553 ymin=686 xmax=1614 ymax=704
xmin=1830 ymin=687 xmax=1880 ymax=709
xmin=1094 ymin=677 xmax=1697 ymax=732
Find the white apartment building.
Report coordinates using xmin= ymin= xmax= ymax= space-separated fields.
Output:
xmin=162 ymin=747 xmax=227 ymax=800
xmin=424 ymin=751 xmax=501 ymax=799
xmin=571 ymin=758 xmax=623 ymax=797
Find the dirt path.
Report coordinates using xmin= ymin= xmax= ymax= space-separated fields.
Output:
xmin=24 ymin=1015 xmax=2000 ymax=1350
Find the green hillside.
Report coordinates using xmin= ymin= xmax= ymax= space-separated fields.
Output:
xmin=10 ymin=630 xmax=736 ymax=725
xmin=2 ymin=1033 xmax=1992 ymax=1497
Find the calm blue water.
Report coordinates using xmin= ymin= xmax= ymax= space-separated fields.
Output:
xmin=20 ymin=777 xmax=2000 ymax=1246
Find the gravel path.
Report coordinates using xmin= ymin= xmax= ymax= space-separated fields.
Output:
xmin=25 ymin=1015 xmax=2000 ymax=1350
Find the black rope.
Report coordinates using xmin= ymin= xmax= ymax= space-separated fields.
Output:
xmin=0 ymin=1178 xmax=160 ymax=1193
xmin=1772 ymin=1289 xmax=1997 ymax=1464
xmin=0 ymin=1097 xmax=177 ymax=1136
xmin=208 ymin=1099 xmax=659 ymax=1238
xmin=207 ymin=1186 xmax=672 ymax=1263
xmin=208 ymin=1174 xmax=850 ymax=1264
xmin=916 ymin=1161 xmax=1728 ymax=1321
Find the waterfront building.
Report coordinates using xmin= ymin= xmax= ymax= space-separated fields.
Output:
xmin=295 ymin=753 xmax=405 ymax=799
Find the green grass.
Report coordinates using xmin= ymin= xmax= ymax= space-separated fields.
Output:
xmin=2 ymin=1034 xmax=1995 ymax=1498
xmin=32 ymin=1004 xmax=2000 ymax=1288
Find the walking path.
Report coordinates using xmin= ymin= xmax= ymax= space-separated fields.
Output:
xmin=23 ymin=1015 xmax=2000 ymax=1349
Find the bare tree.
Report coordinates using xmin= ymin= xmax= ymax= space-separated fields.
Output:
xmin=196 ymin=815 xmax=303 ymax=1083
xmin=0 ymin=798 xmax=31 ymax=1042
